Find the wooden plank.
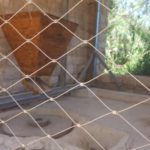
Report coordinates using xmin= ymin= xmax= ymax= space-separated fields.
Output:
xmin=2 ymin=11 xmax=78 ymax=76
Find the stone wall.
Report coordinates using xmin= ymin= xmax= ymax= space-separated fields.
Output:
xmin=0 ymin=0 xmax=96 ymax=93
xmin=0 ymin=0 xmax=109 ymax=93
xmin=0 ymin=28 xmax=25 ymax=93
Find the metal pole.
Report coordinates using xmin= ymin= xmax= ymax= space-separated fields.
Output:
xmin=93 ymin=0 xmax=101 ymax=76
xmin=79 ymin=0 xmax=120 ymax=88
xmin=93 ymin=0 xmax=120 ymax=88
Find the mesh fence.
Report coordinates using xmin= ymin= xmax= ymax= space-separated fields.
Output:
xmin=0 ymin=0 xmax=149 ymax=150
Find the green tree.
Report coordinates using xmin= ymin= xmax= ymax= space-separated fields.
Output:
xmin=106 ymin=0 xmax=150 ymax=75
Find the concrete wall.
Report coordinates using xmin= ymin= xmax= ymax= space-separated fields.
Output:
xmin=0 ymin=28 xmax=25 ymax=93
xmin=0 ymin=0 xmax=109 ymax=93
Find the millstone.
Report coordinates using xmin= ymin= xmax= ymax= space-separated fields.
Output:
xmin=2 ymin=114 xmax=74 ymax=138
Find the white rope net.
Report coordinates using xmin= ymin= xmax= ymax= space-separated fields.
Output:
xmin=0 ymin=0 xmax=149 ymax=150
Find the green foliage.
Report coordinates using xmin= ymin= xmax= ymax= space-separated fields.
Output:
xmin=106 ymin=0 xmax=150 ymax=75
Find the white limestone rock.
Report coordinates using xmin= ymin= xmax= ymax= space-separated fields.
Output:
xmin=0 ymin=134 xmax=83 ymax=150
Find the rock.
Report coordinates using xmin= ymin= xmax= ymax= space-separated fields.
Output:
xmin=0 ymin=134 xmax=83 ymax=150
xmin=20 ymin=137 xmax=44 ymax=150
